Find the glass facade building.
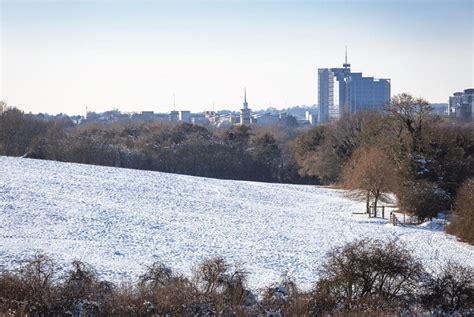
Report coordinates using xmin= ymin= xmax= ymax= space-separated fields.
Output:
xmin=318 ymin=62 xmax=390 ymax=123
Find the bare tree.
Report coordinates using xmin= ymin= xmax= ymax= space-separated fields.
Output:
xmin=312 ymin=239 xmax=423 ymax=314
xmin=386 ymin=93 xmax=433 ymax=160
xmin=341 ymin=147 xmax=397 ymax=213
xmin=421 ymin=261 xmax=474 ymax=314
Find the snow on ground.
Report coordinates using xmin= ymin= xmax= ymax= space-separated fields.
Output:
xmin=0 ymin=156 xmax=473 ymax=289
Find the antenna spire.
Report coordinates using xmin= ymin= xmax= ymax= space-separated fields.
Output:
xmin=343 ymin=46 xmax=350 ymax=69
xmin=345 ymin=46 xmax=347 ymax=65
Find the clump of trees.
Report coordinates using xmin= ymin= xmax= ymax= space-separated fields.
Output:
xmin=1 ymin=240 xmax=472 ymax=316
xmin=295 ymin=93 xmax=473 ymax=229
xmin=0 ymin=107 xmax=307 ymax=184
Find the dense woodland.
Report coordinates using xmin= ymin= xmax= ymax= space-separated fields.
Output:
xmin=0 ymin=106 xmax=306 ymax=184
xmin=0 ymin=239 xmax=472 ymax=316
xmin=1 ymin=93 xmax=473 ymax=243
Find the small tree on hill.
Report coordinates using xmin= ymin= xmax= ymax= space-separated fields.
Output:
xmin=341 ymin=147 xmax=397 ymax=213
xmin=396 ymin=179 xmax=450 ymax=223
xmin=386 ymin=93 xmax=433 ymax=157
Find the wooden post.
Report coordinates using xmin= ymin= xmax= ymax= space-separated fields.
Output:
xmin=403 ymin=213 xmax=406 ymax=224
xmin=382 ymin=206 xmax=385 ymax=219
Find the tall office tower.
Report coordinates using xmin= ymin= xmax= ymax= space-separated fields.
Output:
xmin=318 ymin=68 xmax=334 ymax=123
xmin=317 ymin=50 xmax=390 ymax=124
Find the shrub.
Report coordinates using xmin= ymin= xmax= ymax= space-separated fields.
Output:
xmin=311 ymin=239 xmax=423 ymax=314
xmin=60 ymin=260 xmax=113 ymax=316
xmin=447 ymin=178 xmax=474 ymax=244
xmin=1 ymin=244 xmax=472 ymax=316
xmin=260 ymin=273 xmax=311 ymax=316
xmin=192 ymin=257 xmax=254 ymax=315
xmin=396 ymin=179 xmax=450 ymax=222
xmin=421 ymin=261 xmax=474 ymax=314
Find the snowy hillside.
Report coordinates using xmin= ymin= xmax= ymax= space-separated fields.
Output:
xmin=0 ymin=156 xmax=473 ymax=288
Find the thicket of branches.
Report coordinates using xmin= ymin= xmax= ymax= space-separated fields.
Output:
xmin=0 ymin=240 xmax=472 ymax=316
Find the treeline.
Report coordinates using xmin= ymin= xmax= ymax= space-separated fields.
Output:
xmin=1 ymin=239 xmax=472 ymax=316
xmin=1 ymin=94 xmax=473 ymax=241
xmin=0 ymin=107 xmax=306 ymax=184
xmin=294 ymin=94 xmax=474 ymax=241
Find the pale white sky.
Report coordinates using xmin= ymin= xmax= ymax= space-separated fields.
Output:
xmin=1 ymin=0 xmax=473 ymax=115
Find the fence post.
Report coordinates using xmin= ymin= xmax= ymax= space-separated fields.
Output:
xmin=382 ymin=206 xmax=385 ymax=219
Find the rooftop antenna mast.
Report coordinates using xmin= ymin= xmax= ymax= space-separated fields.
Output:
xmin=342 ymin=46 xmax=351 ymax=116
xmin=343 ymin=46 xmax=351 ymax=69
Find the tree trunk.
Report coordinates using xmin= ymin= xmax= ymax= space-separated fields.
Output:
xmin=366 ymin=191 xmax=370 ymax=214
xmin=374 ymin=190 xmax=380 ymax=216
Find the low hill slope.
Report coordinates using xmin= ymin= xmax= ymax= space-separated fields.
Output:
xmin=0 ymin=156 xmax=472 ymax=288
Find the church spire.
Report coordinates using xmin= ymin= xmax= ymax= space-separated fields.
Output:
xmin=240 ymin=87 xmax=250 ymax=125
xmin=243 ymin=87 xmax=248 ymax=109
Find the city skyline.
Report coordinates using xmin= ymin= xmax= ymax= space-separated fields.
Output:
xmin=1 ymin=0 xmax=473 ymax=115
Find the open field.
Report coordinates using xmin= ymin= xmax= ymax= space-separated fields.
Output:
xmin=0 ymin=156 xmax=472 ymax=288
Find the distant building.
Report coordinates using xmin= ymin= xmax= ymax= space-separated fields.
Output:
xmin=191 ymin=114 xmax=209 ymax=125
xmin=449 ymin=88 xmax=474 ymax=120
xmin=169 ymin=110 xmax=179 ymax=122
xmin=252 ymin=113 xmax=280 ymax=126
xmin=318 ymin=68 xmax=334 ymax=123
xmin=430 ymin=103 xmax=448 ymax=116
xmin=305 ymin=111 xmax=317 ymax=125
xmin=155 ymin=113 xmax=169 ymax=122
xmin=139 ymin=111 xmax=155 ymax=121
xmin=240 ymin=89 xmax=251 ymax=125
xmin=318 ymin=50 xmax=390 ymax=123
xmin=179 ymin=110 xmax=191 ymax=123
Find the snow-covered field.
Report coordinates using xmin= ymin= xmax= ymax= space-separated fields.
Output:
xmin=0 ymin=156 xmax=473 ymax=289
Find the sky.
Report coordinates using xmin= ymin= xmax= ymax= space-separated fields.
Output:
xmin=1 ymin=0 xmax=473 ymax=115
